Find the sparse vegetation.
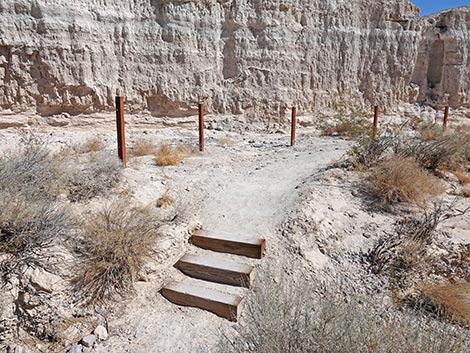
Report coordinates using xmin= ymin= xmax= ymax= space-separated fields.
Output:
xmin=154 ymin=144 xmax=192 ymax=166
xmin=0 ymin=134 xmax=70 ymax=283
xmin=417 ymin=281 xmax=470 ymax=326
xmin=218 ymin=270 xmax=469 ymax=353
xmin=72 ymin=136 xmax=106 ymax=154
xmin=131 ymin=138 xmax=155 ymax=157
xmin=74 ymin=200 xmax=161 ymax=304
xmin=66 ymin=151 xmax=121 ymax=202
xmin=455 ymin=170 xmax=470 ymax=184
xmin=156 ymin=190 xmax=175 ymax=208
xmin=367 ymin=155 xmax=443 ymax=205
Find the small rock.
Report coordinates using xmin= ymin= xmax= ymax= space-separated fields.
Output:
xmin=67 ymin=344 xmax=83 ymax=353
xmin=94 ymin=325 xmax=108 ymax=340
xmin=81 ymin=335 xmax=96 ymax=348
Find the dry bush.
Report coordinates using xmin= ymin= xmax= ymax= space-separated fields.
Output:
xmin=156 ymin=191 xmax=175 ymax=208
xmin=72 ymin=136 xmax=106 ymax=154
xmin=401 ymin=131 xmax=470 ymax=171
xmin=131 ymin=138 xmax=155 ymax=157
xmin=368 ymin=204 xmax=446 ymax=277
xmin=367 ymin=156 xmax=443 ymax=205
xmin=455 ymin=170 xmax=470 ymax=184
xmin=154 ymin=144 xmax=192 ymax=166
xmin=66 ymin=151 xmax=121 ymax=202
xmin=418 ymin=281 xmax=470 ymax=326
xmin=417 ymin=123 xmax=444 ymax=142
xmin=74 ymin=201 xmax=161 ymax=304
xmin=219 ymin=136 xmax=237 ymax=146
xmin=320 ymin=118 xmax=371 ymax=138
xmin=462 ymin=185 xmax=470 ymax=197
xmin=217 ymin=270 xmax=469 ymax=353
xmin=0 ymin=134 xmax=69 ymax=283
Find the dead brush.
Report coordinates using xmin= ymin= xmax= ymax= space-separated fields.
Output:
xmin=217 ymin=269 xmax=469 ymax=353
xmin=72 ymin=136 xmax=106 ymax=154
xmin=455 ymin=170 xmax=470 ymax=184
xmin=417 ymin=281 xmax=470 ymax=326
xmin=154 ymin=144 xmax=192 ymax=166
xmin=74 ymin=200 xmax=161 ymax=304
xmin=66 ymin=152 xmax=121 ymax=202
xmin=320 ymin=118 xmax=371 ymax=139
xmin=131 ymin=138 xmax=155 ymax=157
xmin=367 ymin=155 xmax=443 ymax=205
xmin=156 ymin=190 xmax=175 ymax=208
xmin=0 ymin=134 xmax=70 ymax=283
xmin=400 ymin=130 xmax=470 ymax=171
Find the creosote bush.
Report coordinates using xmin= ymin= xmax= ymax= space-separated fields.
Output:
xmin=74 ymin=200 xmax=161 ymax=304
xmin=154 ymin=144 xmax=192 ymax=166
xmin=367 ymin=156 xmax=443 ymax=205
xmin=218 ymin=270 xmax=469 ymax=353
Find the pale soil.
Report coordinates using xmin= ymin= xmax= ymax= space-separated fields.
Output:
xmin=0 ymin=106 xmax=469 ymax=353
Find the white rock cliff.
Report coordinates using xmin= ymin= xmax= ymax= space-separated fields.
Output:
xmin=0 ymin=0 xmax=468 ymax=116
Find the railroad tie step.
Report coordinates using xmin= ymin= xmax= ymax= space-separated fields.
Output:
xmin=176 ymin=253 xmax=254 ymax=288
xmin=191 ymin=230 xmax=266 ymax=259
xmin=161 ymin=280 xmax=243 ymax=321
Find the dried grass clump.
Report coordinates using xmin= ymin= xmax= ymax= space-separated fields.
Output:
xmin=156 ymin=191 xmax=175 ymax=208
xmin=455 ymin=170 xmax=470 ymax=185
xmin=462 ymin=185 xmax=470 ymax=198
xmin=74 ymin=201 xmax=160 ymax=304
xmin=154 ymin=144 xmax=192 ymax=166
xmin=219 ymin=136 xmax=237 ymax=146
xmin=72 ymin=136 xmax=106 ymax=154
xmin=218 ymin=271 xmax=469 ymax=353
xmin=66 ymin=152 xmax=121 ymax=202
xmin=0 ymin=134 xmax=69 ymax=283
xmin=418 ymin=281 xmax=470 ymax=326
xmin=131 ymin=138 xmax=155 ymax=157
xmin=320 ymin=118 xmax=371 ymax=139
xmin=367 ymin=156 xmax=443 ymax=205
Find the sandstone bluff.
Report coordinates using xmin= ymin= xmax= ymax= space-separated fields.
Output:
xmin=0 ymin=0 xmax=469 ymax=116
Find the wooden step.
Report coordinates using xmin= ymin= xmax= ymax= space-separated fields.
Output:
xmin=191 ymin=231 xmax=266 ymax=259
xmin=161 ymin=281 xmax=243 ymax=321
xmin=176 ymin=254 xmax=254 ymax=288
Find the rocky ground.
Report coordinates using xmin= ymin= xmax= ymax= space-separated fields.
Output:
xmin=0 ymin=104 xmax=469 ymax=352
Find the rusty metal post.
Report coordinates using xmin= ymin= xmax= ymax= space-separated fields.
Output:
xmin=198 ymin=103 xmax=204 ymax=152
xmin=290 ymin=106 xmax=296 ymax=146
xmin=115 ymin=96 xmax=126 ymax=168
xmin=443 ymin=105 xmax=449 ymax=129
xmin=372 ymin=105 xmax=379 ymax=138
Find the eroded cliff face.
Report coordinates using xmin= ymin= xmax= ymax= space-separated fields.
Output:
xmin=0 ymin=0 xmax=467 ymax=116
xmin=411 ymin=7 xmax=470 ymax=108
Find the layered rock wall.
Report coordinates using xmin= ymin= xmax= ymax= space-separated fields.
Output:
xmin=0 ymin=0 xmax=467 ymax=116
xmin=411 ymin=7 xmax=470 ymax=108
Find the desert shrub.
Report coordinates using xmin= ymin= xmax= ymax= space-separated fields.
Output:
xmin=72 ymin=136 xmax=106 ymax=154
xmin=218 ymin=271 xmax=469 ymax=353
xmin=74 ymin=200 xmax=161 ymax=304
xmin=368 ymin=204 xmax=446 ymax=277
xmin=66 ymin=151 xmax=121 ymax=202
xmin=455 ymin=171 xmax=470 ymax=184
xmin=347 ymin=129 xmax=403 ymax=169
xmin=367 ymin=156 xmax=443 ymax=205
xmin=156 ymin=190 xmax=175 ymax=208
xmin=0 ymin=135 xmax=69 ymax=283
xmin=320 ymin=118 xmax=371 ymax=138
xmin=417 ymin=281 xmax=470 ymax=326
xmin=154 ymin=144 xmax=192 ymax=166
xmin=131 ymin=138 xmax=155 ymax=157
xmin=400 ymin=131 xmax=470 ymax=171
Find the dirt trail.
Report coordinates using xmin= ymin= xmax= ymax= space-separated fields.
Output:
xmin=92 ymin=130 xmax=350 ymax=353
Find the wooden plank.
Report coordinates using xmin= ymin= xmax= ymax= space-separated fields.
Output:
xmin=176 ymin=254 xmax=253 ymax=288
xmin=191 ymin=231 xmax=266 ymax=259
xmin=161 ymin=281 xmax=243 ymax=321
